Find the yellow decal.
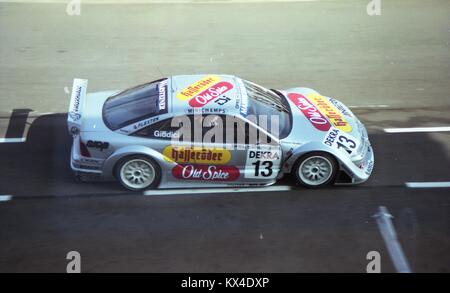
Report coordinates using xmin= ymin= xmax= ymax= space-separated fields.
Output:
xmin=176 ymin=75 xmax=220 ymax=101
xmin=308 ymin=94 xmax=352 ymax=132
xmin=163 ymin=146 xmax=231 ymax=165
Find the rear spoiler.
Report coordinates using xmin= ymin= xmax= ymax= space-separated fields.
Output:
xmin=67 ymin=78 xmax=88 ymax=135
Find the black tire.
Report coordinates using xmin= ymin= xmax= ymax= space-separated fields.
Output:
xmin=114 ymin=155 xmax=161 ymax=191
xmin=293 ymin=152 xmax=338 ymax=188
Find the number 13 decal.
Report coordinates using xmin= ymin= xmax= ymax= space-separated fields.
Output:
xmin=245 ymin=148 xmax=281 ymax=179
xmin=336 ymin=135 xmax=357 ymax=154
xmin=252 ymin=160 xmax=273 ymax=177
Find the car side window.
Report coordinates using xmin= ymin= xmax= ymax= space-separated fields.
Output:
xmin=219 ymin=115 xmax=250 ymax=145
xmin=222 ymin=115 xmax=272 ymax=146
xmin=131 ymin=114 xmax=267 ymax=145
xmin=186 ymin=114 xmax=242 ymax=144
xmin=132 ymin=115 xmax=214 ymax=142
xmin=190 ymin=114 xmax=219 ymax=143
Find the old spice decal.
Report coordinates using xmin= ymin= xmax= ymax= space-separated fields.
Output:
xmin=172 ymin=164 xmax=240 ymax=181
xmin=176 ymin=75 xmax=220 ymax=101
xmin=189 ymin=81 xmax=234 ymax=107
xmin=287 ymin=93 xmax=331 ymax=131
xmin=163 ymin=146 xmax=231 ymax=164
xmin=308 ymin=94 xmax=352 ymax=132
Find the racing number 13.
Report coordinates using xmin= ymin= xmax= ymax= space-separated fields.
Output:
xmin=336 ymin=135 xmax=356 ymax=154
xmin=252 ymin=161 xmax=273 ymax=177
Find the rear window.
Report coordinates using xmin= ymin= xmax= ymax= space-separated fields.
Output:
xmin=103 ymin=78 xmax=169 ymax=130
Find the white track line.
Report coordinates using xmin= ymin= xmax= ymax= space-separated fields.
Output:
xmin=144 ymin=185 xmax=291 ymax=196
xmin=406 ymin=182 xmax=450 ymax=188
xmin=0 ymin=195 xmax=13 ymax=202
xmin=373 ymin=206 xmax=412 ymax=273
xmin=0 ymin=137 xmax=26 ymax=143
xmin=0 ymin=112 xmax=56 ymax=118
xmin=384 ymin=126 xmax=450 ymax=133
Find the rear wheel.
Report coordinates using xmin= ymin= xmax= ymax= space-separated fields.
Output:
xmin=115 ymin=156 xmax=160 ymax=191
xmin=294 ymin=152 xmax=338 ymax=188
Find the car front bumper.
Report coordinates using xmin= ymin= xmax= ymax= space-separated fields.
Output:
xmin=337 ymin=143 xmax=375 ymax=185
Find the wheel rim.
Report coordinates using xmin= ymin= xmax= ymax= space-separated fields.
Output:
xmin=298 ymin=156 xmax=333 ymax=186
xmin=120 ymin=159 xmax=155 ymax=190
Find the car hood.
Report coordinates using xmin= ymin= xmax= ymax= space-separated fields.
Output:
xmin=279 ymin=87 xmax=366 ymax=158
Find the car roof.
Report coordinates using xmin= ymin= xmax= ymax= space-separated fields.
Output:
xmin=168 ymin=74 xmax=244 ymax=118
xmin=114 ymin=74 xmax=249 ymax=134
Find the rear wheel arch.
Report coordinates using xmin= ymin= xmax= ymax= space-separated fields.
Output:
xmin=113 ymin=154 xmax=162 ymax=191
xmin=102 ymin=145 xmax=165 ymax=179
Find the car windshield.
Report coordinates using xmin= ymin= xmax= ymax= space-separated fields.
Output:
xmin=243 ymin=80 xmax=292 ymax=139
xmin=103 ymin=78 xmax=169 ymax=130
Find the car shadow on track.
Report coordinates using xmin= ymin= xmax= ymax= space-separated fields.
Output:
xmin=0 ymin=112 xmax=122 ymax=197
xmin=1 ymin=109 xmax=450 ymax=197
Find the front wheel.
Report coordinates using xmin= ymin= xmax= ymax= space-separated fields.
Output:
xmin=115 ymin=156 xmax=161 ymax=191
xmin=294 ymin=152 xmax=338 ymax=188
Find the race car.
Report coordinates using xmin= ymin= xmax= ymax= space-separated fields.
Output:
xmin=67 ymin=75 xmax=374 ymax=191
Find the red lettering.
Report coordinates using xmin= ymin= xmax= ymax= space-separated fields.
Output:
xmin=287 ymin=93 xmax=331 ymax=131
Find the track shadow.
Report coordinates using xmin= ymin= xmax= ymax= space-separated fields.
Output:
xmin=0 ymin=112 xmax=121 ymax=197
xmin=368 ymin=132 xmax=450 ymax=186
xmin=1 ymin=109 xmax=450 ymax=196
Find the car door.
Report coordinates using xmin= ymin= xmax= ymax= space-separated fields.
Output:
xmin=169 ymin=114 xmax=240 ymax=184
xmin=135 ymin=114 xmax=240 ymax=185
xmin=222 ymin=114 xmax=283 ymax=184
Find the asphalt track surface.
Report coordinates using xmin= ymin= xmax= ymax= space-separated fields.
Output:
xmin=0 ymin=0 xmax=449 ymax=272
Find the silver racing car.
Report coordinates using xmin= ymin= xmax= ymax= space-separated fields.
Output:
xmin=67 ymin=75 xmax=374 ymax=191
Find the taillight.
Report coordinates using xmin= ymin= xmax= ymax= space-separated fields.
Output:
xmin=79 ymin=139 xmax=91 ymax=157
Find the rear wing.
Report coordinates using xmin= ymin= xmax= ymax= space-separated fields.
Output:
xmin=67 ymin=78 xmax=88 ymax=134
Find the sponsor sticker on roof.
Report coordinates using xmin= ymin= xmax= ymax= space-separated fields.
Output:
xmin=158 ymin=79 xmax=168 ymax=112
xmin=176 ymin=75 xmax=220 ymax=101
xmin=188 ymin=81 xmax=234 ymax=108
